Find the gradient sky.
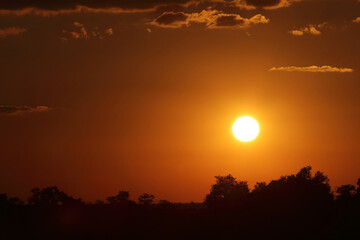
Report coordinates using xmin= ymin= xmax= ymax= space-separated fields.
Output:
xmin=1 ymin=0 xmax=360 ymax=203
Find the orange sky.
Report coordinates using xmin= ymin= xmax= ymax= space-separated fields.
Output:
xmin=1 ymin=0 xmax=360 ymax=202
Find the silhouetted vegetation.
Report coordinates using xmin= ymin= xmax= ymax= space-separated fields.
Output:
xmin=106 ymin=191 xmax=133 ymax=206
xmin=1 ymin=166 xmax=360 ymax=239
xmin=138 ymin=193 xmax=155 ymax=206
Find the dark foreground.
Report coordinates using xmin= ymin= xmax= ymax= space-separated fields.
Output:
xmin=1 ymin=166 xmax=360 ymax=240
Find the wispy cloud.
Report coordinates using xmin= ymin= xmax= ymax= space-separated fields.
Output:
xmin=0 ymin=27 xmax=26 ymax=38
xmin=289 ymin=23 xmax=327 ymax=36
xmin=0 ymin=106 xmax=51 ymax=116
xmin=61 ymin=22 xmax=113 ymax=41
xmin=150 ymin=10 xmax=269 ymax=29
xmin=269 ymin=66 xmax=354 ymax=73
xmin=187 ymin=0 xmax=300 ymax=10
xmin=0 ymin=0 xmax=298 ymax=17
xmin=0 ymin=5 xmax=157 ymax=17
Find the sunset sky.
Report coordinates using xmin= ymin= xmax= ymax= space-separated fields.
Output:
xmin=1 ymin=0 xmax=360 ymax=203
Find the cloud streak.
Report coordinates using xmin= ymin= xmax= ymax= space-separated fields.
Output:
xmin=61 ymin=22 xmax=113 ymax=41
xmin=0 ymin=0 xmax=301 ymax=17
xmin=0 ymin=5 xmax=157 ymax=17
xmin=0 ymin=106 xmax=51 ymax=116
xmin=269 ymin=66 xmax=354 ymax=73
xmin=0 ymin=27 xmax=26 ymax=38
xmin=176 ymin=0 xmax=299 ymax=10
xmin=150 ymin=10 xmax=269 ymax=29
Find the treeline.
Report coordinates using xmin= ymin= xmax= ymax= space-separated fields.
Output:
xmin=1 ymin=166 xmax=360 ymax=239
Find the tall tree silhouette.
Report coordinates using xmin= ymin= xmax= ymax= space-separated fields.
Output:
xmin=205 ymin=174 xmax=249 ymax=207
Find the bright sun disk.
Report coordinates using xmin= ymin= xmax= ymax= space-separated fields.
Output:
xmin=232 ymin=116 xmax=260 ymax=142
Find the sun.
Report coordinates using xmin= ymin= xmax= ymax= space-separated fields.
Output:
xmin=232 ymin=116 xmax=260 ymax=142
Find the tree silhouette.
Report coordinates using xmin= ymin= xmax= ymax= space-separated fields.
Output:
xmin=27 ymin=186 xmax=82 ymax=207
xmin=138 ymin=193 xmax=155 ymax=205
xmin=106 ymin=191 xmax=130 ymax=205
xmin=336 ymin=185 xmax=356 ymax=201
xmin=205 ymin=174 xmax=249 ymax=207
xmin=0 ymin=193 xmax=23 ymax=207
xmin=0 ymin=194 xmax=7 ymax=206
xmin=2 ymin=166 xmax=360 ymax=240
xmin=253 ymin=166 xmax=333 ymax=216
xmin=157 ymin=200 xmax=177 ymax=211
xmin=252 ymin=182 xmax=267 ymax=193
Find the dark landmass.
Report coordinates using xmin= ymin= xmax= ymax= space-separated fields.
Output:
xmin=1 ymin=166 xmax=360 ymax=239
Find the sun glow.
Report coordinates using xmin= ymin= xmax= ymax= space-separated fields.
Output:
xmin=232 ymin=116 xmax=260 ymax=142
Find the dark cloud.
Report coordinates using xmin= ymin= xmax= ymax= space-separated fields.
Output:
xmin=0 ymin=106 xmax=51 ymax=116
xmin=245 ymin=0 xmax=281 ymax=8
xmin=0 ymin=0 xmax=299 ymax=14
xmin=0 ymin=0 xmax=190 ymax=11
xmin=155 ymin=12 xmax=188 ymax=25
xmin=151 ymin=10 xmax=269 ymax=29
xmin=215 ymin=15 xmax=245 ymax=27
xmin=0 ymin=1 xmax=300 ymax=17
xmin=0 ymin=0 xmax=195 ymax=16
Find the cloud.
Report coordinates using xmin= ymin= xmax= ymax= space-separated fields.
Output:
xmin=105 ymin=28 xmax=114 ymax=36
xmin=0 ymin=27 xmax=26 ymax=38
xmin=184 ymin=0 xmax=299 ymax=10
xmin=62 ymin=22 xmax=114 ymax=41
xmin=245 ymin=0 xmax=282 ymax=7
xmin=0 ymin=106 xmax=51 ymax=116
xmin=0 ymin=0 xmax=187 ymax=11
xmin=352 ymin=17 xmax=360 ymax=23
xmin=0 ymin=0 xmax=192 ymax=16
xmin=153 ymin=12 xmax=188 ymax=28
xmin=244 ymin=0 xmax=292 ymax=8
xmin=290 ymin=30 xmax=304 ymax=36
xmin=230 ymin=0 xmax=300 ymax=9
xmin=73 ymin=21 xmax=84 ymax=27
xmin=289 ymin=23 xmax=325 ymax=36
xmin=0 ymin=0 xmax=300 ymax=16
xmin=269 ymin=66 xmax=354 ymax=73
xmin=0 ymin=5 xmax=158 ymax=17
xmin=214 ymin=15 xmax=246 ymax=27
xmin=150 ymin=10 xmax=269 ymax=29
